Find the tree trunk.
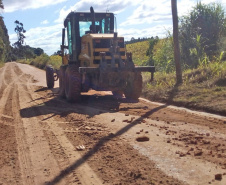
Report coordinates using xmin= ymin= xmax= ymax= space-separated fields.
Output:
xmin=171 ymin=0 xmax=183 ymax=84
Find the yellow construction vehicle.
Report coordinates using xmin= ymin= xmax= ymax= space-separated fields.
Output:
xmin=46 ymin=7 xmax=155 ymax=102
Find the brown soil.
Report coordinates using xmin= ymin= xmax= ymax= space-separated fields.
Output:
xmin=0 ymin=62 xmax=226 ymax=185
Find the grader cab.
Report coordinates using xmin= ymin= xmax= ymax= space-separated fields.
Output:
xmin=46 ymin=7 xmax=155 ymax=102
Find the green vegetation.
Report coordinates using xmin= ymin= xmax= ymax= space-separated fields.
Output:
xmin=0 ymin=1 xmax=44 ymax=64
xmin=126 ymin=40 xmax=149 ymax=66
xmin=18 ymin=54 xmax=62 ymax=69
xmin=0 ymin=0 xmax=3 ymax=9
xmin=9 ymin=20 xmax=44 ymax=61
xmin=125 ymin=37 xmax=149 ymax=44
xmin=142 ymin=61 xmax=226 ymax=115
xmin=0 ymin=1 xmax=10 ymax=65
xmin=180 ymin=2 xmax=226 ymax=68
xmin=126 ymin=2 xmax=226 ymax=115
xmin=153 ymin=36 xmax=175 ymax=73
xmin=13 ymin=20 xmax=26 ymax=47
xmin=10 ymin=45 xmax=44 ymax=61
xmin=129 ymin=2 xmax=226 ymax=73
xmin=146 ymin=37 xmax=159 ymax=66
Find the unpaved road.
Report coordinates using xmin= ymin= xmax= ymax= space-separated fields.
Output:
xmin=0 ymin=62 xmax=226 ymax=185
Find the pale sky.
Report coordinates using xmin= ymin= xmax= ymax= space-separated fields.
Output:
xmin=1 ymin=0 xmax=226 ymax=55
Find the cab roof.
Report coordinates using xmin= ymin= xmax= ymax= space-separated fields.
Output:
xmin=64 ymin=11 xmax=114 ymax=28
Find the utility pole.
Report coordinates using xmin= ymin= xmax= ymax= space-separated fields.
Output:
xmin=171 ymin=0 xmax=183 ymax=84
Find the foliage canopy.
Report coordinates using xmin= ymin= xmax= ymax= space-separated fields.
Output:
xmin=0 ymin=0 xmax=10 ymax=62
xmin=13 ymin=20 xmax=26 ymax=48
xmin=179 ymin=2 xmax=226 ymax=68
xmin=0 ymin=0 xmax=3 ymax=10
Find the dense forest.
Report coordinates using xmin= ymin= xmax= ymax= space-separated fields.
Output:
xmin=0 ymin=0 xmax=10 ymax=63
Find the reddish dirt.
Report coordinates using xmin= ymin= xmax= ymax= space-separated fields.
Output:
xmin=0 ymin=62 xmax=226 ymax=185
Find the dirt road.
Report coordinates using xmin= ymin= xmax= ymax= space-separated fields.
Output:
xmin=0 ymin=62 xmax=226 ymax=185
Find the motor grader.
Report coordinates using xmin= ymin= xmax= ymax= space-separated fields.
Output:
xmin=46 ymin=7 xmax=155 ymax=102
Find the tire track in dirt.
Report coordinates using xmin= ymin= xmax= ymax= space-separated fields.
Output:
xmin=45 ymin=121 xmax=102 ymax=185
xmin=25 ymin=75 xmax=103 ymax=184
xmin=0 ymin=66 xmax=6 ymax=92
xmin=0 ymin=63 xmax=26 ymax=118
xmin=2 ymin=62 xmax=11 ymax=86
xmin=17 ymin=74 xmax=68 ymax=185
xmin=2 ymin=63 xmax=40 ymax=185
xmin=12 ymin=83 xmax=35 ymax=185
xmin=16 ymin=61 xmax=102 ymax=185
xmin=43 ymin=129 xmax=82 ymax=185
xmin=0 ymin=63 xmax=30 ymax=185
xmin=0 ymin=63 xmax=67 ymax=185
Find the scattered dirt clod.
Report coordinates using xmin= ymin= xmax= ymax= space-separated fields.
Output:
xmin=194 ymin=150 xmax=203 ymax=156
xmin=215 ymin=174 xmax=222 ymax=181
xmin=136 ymin=136 xmax=150 ymax=142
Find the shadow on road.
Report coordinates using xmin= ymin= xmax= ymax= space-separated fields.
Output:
xmin=20 ymin=95 xmax=121 ymax=119
xmin=20 ymin=87 xmax=139 ymax=119
xmin=45 ymin=104 xmax=167 ymax=185
xmin=20 ymin=86 xmax=168 ymax=184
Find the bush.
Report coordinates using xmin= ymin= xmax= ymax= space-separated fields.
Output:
xmin=180 ymin=2 xmax=226 ymax=68
xmin=48 ymin=55 xmax=62 ymax=69
xmin=33 ymin=54 xmax=50 ymax=69
xmin=126 ymin=41 xmax=149 ymax=66
xmin=153 ymin=36 xmax=175 ymax=73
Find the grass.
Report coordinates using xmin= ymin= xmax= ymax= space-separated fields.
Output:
xmin=17 ymin=54 xmax=62 ymax=69
xmin=142 ymin=61 xmax=226 ymax=115
xmin=0 ymin=61 xmax=4 ymax=68
xmin=126 ymin=40 xmax=149 ymax=66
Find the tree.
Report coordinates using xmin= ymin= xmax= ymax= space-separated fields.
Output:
xmin=171 ymin=0 xmax=182 ymax=84
xmin=180 ymin=2 xmax=226 ymax=67
xmin=146 ymin=37 xmax=159 ymax=66
xmin=0 ymin=1 xmax=11 ymax=62
xmin=152 ymin=36 xmax=175 ymax=73
xmin=13 ymin=20 xmax=26 ymax=48
xmin=0 ymin=0 xmax=3 ymax=10
xmin=34 ymin=48 xmax=44 ymax=56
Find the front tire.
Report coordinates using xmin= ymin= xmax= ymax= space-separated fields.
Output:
xmin=46 ymin=65 xmax=54 ymax=88
xmin=59 ymin=65 xmax=67 ymax=98
xmin=65 ymin=65 xmax=81 ymax=102
xmin=124 ymin=73 xmax=142 ymax=100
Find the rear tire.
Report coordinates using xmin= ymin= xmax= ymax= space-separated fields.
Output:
xmin=59 ymin=65 xmax=67 ymax=98
xmin=65 ymin=65 xmax=81 ymax=102
xmin=124 ymin=73 xmax=142 ymax=100
xmin=46 ymin=65 xmax=54 ymax=88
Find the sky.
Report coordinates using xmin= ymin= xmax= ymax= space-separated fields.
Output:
xmin=1 ymin=0 xmax=226 ymax=55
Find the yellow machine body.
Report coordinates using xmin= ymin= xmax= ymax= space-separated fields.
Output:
xmin=79 ymin=34 xmax=126 ymax=67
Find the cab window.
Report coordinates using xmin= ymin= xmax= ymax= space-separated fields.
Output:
xmin=67 ymin=21 xmax=72 ymax=55
xmin=78 ymin=17 xmax=111 ymax=37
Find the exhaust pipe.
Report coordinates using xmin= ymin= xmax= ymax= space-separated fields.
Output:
xmin=90 ymin=6 xmax=96 ymax=33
